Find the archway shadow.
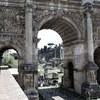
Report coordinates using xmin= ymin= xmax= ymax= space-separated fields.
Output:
xmin=67 ymin=62 xmax=74 ymax=89
xmin=94 ymin=47 xmax=100 ymax=85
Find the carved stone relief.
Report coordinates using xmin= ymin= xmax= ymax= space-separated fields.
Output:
xmin=0 ymin=6 xmax=25 ymax=34
xmin=24 ymin=73 xmax=34 ymax=90
xmin=33 ymin=9 xmax=83 ymax=36
xmin=63 ymin=11 xmax=83 ymax=34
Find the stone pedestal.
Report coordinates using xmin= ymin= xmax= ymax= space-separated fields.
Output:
xmin=82 ymin=62 xmax=100 ymax=99
xmin=82 ymin=83 xmax=100 ymax=99
xmin=24 ymin=88 xmax=39 ymax=100
xmin=21 ymin=64 xmax=39 ymax=100
xmin=20 ymin=64 xmax=37 ymax=89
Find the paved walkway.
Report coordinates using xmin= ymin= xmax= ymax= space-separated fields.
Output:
xmin=39 ymin=87 xmax=86 ymax=100
xmin=0 ymin=68 xmax=28 ymax=100
xmin=39 ymin=87 xmax=100 ymax=100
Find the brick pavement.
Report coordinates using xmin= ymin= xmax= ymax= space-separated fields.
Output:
xmin=0 ymin=69 xmax=28 ymax=100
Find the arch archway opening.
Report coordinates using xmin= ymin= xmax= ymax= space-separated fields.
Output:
xmin=2 ymin=49 xmax=19 ymax=68
xmin=37 ymin=17 xmax=79 ymax=88
xmin=38 ymin=29 xmax=64 ymax=87
xmin=94 ymin=47 xmax=100 ymax=85
xmin=38 ymin=29 xmax=62 ymax=49
xmin=38 ymin=29 xmax=63 ymax=63
xmin=39 ymin=17 xmax=79 ymax=47
xmin=0 ymin=46 xmax=20 ymax=81
xmin=67 ymin=62 xmax=74 ymax=89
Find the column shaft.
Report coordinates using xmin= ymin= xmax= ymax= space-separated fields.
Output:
xmin=86 ymin=11 xmax=94 ymax=62
xmin=25 ymin=7 xmax=33 ymax=64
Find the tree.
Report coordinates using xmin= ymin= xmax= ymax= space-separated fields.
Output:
xmin=48 ymin=43 xmax=55 ymax=48
xmin=2 ymin=54 xmax=15 ymax=68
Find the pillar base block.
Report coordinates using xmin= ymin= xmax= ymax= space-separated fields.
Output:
xmin=20 ymin=64 xmax=38 ymax=90
xmin=21 ymin=64 xmax=38 ymax=72
xmin=81 ymin=61 xmax=100 ymax=99
xmin=24 ymin=88 xmax=39 ymax=100
xmin=81 ymin=83 xmax=100 ymax=99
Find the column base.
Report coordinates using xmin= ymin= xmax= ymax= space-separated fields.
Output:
xmin=81 ymin=83 xmax=100 ymax=99
xmin=21 ymin=64 xmax=38 ymax=72
xmin=24 ymin=88 xmax=39 ymax=100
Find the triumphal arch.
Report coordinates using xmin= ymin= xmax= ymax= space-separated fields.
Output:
xmin=0 ymin=0 xmax=100 ymax=99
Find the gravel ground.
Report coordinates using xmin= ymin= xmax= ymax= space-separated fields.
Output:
xmin=39 ymin=87 xmax=86 ymax=100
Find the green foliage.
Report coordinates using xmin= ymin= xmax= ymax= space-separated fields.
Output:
xmin=2 ymin=54 xmax=18 ymax=68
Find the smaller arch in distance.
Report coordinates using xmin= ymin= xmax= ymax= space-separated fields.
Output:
xmin=0 ymin=46 xmax=20 ymax=58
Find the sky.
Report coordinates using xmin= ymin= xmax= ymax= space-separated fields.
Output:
xmin=38 ymin=29 xmax=63 ymax=49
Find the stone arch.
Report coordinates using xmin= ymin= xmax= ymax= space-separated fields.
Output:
xmin=67 ymin=61 xmax=74 ymax=89
xmin=0 ymin=44 xmax=23 ymax=59
xmin=38 ymin=16 xmax=81 ymax=88
xmin=37 ymin=15 xmax=82 ymax=93
xmin=38 ymin=15 xmax=81 ymax=39
xmin=0 ymin=45 xmax=24 ymax=69
xmin=94 ymin=47 xmax=100 ymax=85
xmin=0 ymin=46 xmax=19 ymax=56
xmin=37 ymin=16 xmax=81 ymax=47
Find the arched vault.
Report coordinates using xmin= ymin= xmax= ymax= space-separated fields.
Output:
xmin=38 ymin=17 xmax=81 ymax=46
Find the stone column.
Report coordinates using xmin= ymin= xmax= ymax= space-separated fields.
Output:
xmin=23 ymin=0 xmax=34 ymax=90
xmin=23 ymin=1 xmax=39 ymax=100
xmin=81 ymin=3 xmax=100 ymax=99
xmin=85 ymin=3 xmax=94 ymax=62
xmin=25 ymin=0 xmax=33 ymax=64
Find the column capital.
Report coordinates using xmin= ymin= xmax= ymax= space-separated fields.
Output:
xmin=25 ymin=0 xmax=33 ymax=12
xmin=84 ymin=3 xmax=93 ymax=14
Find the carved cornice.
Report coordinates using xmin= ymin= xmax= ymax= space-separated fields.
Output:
xmin=33 ymin=9 xmax=83 ymax=34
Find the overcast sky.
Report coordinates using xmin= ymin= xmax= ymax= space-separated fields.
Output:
xmin=38 ymin=29 xmax=62 ymax=49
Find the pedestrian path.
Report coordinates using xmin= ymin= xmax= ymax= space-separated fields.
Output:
xmin=0 ymin=66 xmax=28 ymax=100
xmin=39 ymin=87 xmax=86 ymax=100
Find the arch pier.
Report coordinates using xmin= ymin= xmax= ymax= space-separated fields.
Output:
xmin=81 ymin=3 xmax=100 ymax=99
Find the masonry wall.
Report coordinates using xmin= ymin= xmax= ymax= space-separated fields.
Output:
xmin=63 ymin=43 xmax=86 ymax=94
